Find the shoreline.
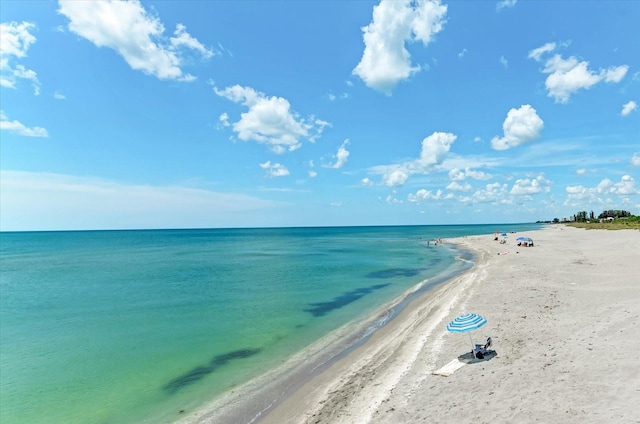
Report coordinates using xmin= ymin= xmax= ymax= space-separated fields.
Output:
xmin=179 ymin=240 xmax=478 ymax=424
xmin=184 ymin=225 xmax=640 ymax=423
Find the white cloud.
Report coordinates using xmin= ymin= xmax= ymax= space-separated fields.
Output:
xmin=407 ymin=188 xmax=446 ymax=202
xmin=218 ymin=112 xmax=230 ymax=127
xmin=170 ymin=23 xmax=213 ymax=59
xmin=324 ymin=139 xmax=350 ymax=169
xmin=459 ymin=182 xmax=509 ymax=204
xmin=499 ymin=55 xmax=508 ymax=69
xmin=491 ymin=104 xmax=544 ymax=150
xmin=373 ymin=131 xmax=456 ymax=187
xmin=58 ymin=0 xmax=213 ymax=81
xmin=215 ymin=85 xmax=329 ymax=153
xmin=308 ymin=170 xmax=318 ymax=178
xmin=621 ymin=100 xmax=637 ymax=117
xmin=419 ymin=131 xmax=457 ymax=165
xmin=0 ymin=170 xmax=278 ymax=231
xmin=448 ymin=168 xmax=465 ymax=181
xmin=458 ymin=48 xmax=468 ymax=59
xmin=632 ymin=153 xmax=640 ymax=167
xmin=353 ymin=0 xmax=447 ymax=95
xmin=361 ymin=177 xmax=374 ymax=187
xmin=259 ymin=161 xmax=290 ymax=177
xmin=383 ymin=170 xmax=409 ymax=187
xmin=576 ymin=168 xmax=587 ymax=175
xmin=465 ymin=167 xmax=492 ymax=180
xmin=450 ymin=166 xmax=491 ymax=181
xmin=510 ymin=174 xmax=552 ymax=195
xmin=566 ymin=175 xmax=639 ymax=205
xmin=446 ymin=181 xmax=472 ymax=192
xmin=0 ymin=111 xmax=48 ymax=137
xmin=496 ymin=0 xmax=517 ymax=11
xmin=0 ymin=21 xmax=40 ymax=94
xmin=527 ymin=42 xmax=556 ymax=62
xmin=53 ymin=91 xmax=66 ymax=100
xmin=528 ymin=42 xmax=628 ymax=103
xmin=386 ymin=194 xmax=403 ymax=204
xmin=0 ymin=21 xmax=36 ymax=57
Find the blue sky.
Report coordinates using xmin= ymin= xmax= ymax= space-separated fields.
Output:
xmin=1 ymin=0 xmax=638 ymax=231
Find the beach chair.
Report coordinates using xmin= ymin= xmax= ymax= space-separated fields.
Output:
xmin=473 ymin=337 xmax=493 ymax=359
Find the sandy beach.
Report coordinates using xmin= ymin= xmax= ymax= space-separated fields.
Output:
xmin=188 ymin=225 xmax=640 ymax=424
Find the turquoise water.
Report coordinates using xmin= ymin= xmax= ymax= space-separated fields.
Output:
xmin=0 ymin=224 xmax=542 ymax=423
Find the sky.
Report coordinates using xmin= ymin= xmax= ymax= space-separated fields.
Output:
xmin=1 ymin=0 xmax=639 ymax=231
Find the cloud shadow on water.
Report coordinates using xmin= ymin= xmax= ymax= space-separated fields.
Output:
xmin=304 ymin=283 xmax=390 ymax=317
xmin=163 ymin=348 xmax=261 ymax=394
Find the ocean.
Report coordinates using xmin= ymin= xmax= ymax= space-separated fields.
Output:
xmin=0 ymin=224 xmax=543 ymax=423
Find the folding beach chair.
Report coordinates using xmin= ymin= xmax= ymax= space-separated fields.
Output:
xmin=473 ymin=337 xmax=493 ymax=359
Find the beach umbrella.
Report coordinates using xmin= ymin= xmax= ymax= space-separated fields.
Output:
xmin=516 ymin=237 xmax=533 ymax=245
xmin=447 ymin=313 xmax=487 ymax=353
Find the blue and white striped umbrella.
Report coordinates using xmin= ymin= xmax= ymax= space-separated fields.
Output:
xmin=447 ymin=313 xmax=487 ymax=333
xmin=447 ymin=313 xmax=487 ymax=354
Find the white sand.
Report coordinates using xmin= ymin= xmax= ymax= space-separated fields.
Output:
xmin=259 ymin=226 xmax=640 ymax=424
xmin=186 ymin=226 xmax=640 ymax=424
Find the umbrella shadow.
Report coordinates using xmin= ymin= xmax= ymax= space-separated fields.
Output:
xmin=458 ymin=349 xmax=498 ymax=363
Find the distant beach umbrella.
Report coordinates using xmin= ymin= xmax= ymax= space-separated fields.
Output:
xmin=447 ymin=313 xmax=487 ymax=355
xmin=516 ymin=237 xmax=533 ymax=245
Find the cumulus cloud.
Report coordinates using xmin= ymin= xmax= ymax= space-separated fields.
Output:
xmin=632 ymin=153 xmax=640 ymax=167
xmin=496 ymin=0 xmax=517 ymax=11
xmin=215 ymin=84 xmax=330 ymax=153
xmin=324 ymin=139 xmax=350 ymax=169
xmin=449 ymin=167 xmax=492 ymax=182
xmin=621 ymin=101 xmax=637 ymax=117
xmin=448 ymin=168 xmax=465 ymax=181
xmin=386 ymin=194 xmax=403 ymax=204
xmin=446 ymin=181 xmax=472 ymax=192
xmin=383 ymin=170 xmax=409 ymax=187
xmin=499 ymin=56 xmax=508 ymax=69
xmin=566 ymin=175 xmax=639 ymax=203
xmin=0 ymin=110 xmax=48 ymax=137
xmin=259 ymin=161 xmax=290 ymax=177
xmin=361 ymin=177 xmax=374 ymax=187
xmin=510 ymin=174 xmax=552 ymax=195
xmin=491 ymin=104 xmax=544 ymax=150
xmin=459 ymin=182 xmax=509 ymax=205
xmin=465 ymin=168 xmax=492 ymax=180
xmin=407 ymin=188 xmax=447 ymax=202
xmin=373 ymin=131 xmax=456 ymax=187
xmin=58 ymin=0 xmax=213 ymax=81
xmin=528 ymin=42 xmax=628 ymax=103
xmin=353 ymin=0 xmax=447 ymax=95
xmin=0 ymin=21 xmax=40 ymax=94
xmin=419 ymin=131 xmax=457 ymax=166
